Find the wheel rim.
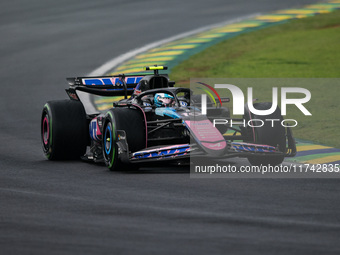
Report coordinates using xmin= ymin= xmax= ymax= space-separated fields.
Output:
xmin=104 ymin=123 xmax=112 ymax=156
xmin=42 ymin=116 xmax=49 ymax=145
xmin=41 ymin=105 xmax=53 ymax=159
xmin=41 ymin=110 xmax=51 ymax=156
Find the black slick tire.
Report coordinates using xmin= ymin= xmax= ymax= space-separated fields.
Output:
xmin=102 ymin=107 xmax=146 ymax=171
xmin=41 ymin=100 xmax=88 ymax=160
xmin=244 ymin=102 xmax=286 ymax=166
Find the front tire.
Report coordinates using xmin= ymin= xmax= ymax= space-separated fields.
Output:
xmin=102 ymin=107 xmax=146 ymax=171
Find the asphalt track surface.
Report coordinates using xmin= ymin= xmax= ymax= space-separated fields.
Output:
xmin=1 ymin=0 xmax=339 ymax=254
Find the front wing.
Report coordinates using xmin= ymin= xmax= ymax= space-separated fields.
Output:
xmin=117 ymin=135 xmax=284 ymax=164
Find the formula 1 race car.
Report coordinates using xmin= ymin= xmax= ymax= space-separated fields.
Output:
xmin=41 ymin=66 xmax=296 ymax=170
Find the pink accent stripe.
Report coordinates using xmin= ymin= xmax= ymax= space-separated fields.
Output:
xmin=132 ymin=104 xmax=148 ymax=148
xmin=96 ymin=121 xmax=102 ymax=137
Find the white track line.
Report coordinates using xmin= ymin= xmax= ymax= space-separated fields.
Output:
xmin=81 ymin=13 xmax=260 ymax=113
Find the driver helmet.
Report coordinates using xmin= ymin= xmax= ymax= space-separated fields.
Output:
xmin=154 ymin=93 xmax=175 ymax=107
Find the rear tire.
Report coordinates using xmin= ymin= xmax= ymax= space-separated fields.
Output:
xmin=244 ymin=102 xmax=286 ymax=166
xmin=41 ymin=100 xmax=88 ymax=160
xmin=102 ymin=107 xmax=146 ymax=171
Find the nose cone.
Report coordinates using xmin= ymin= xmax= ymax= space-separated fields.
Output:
xmin=185 ymin=119 xmax=227 ymax=157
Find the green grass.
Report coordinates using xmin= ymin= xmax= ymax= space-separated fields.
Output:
xmin=171 ymin=10 xmax=340 ymax=148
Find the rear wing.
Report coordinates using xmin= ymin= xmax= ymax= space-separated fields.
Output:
xmin=66 ymin=74 xmax=145 ymax=98
xmin=65 ymin=66 xmax=173 ymax=101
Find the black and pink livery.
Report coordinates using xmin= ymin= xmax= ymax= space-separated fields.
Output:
xmin=41 ymin=66 xmax=296 ymax=170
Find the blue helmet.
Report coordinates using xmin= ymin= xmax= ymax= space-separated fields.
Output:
xmin=154 ymin=93 xmax=175 ymax=107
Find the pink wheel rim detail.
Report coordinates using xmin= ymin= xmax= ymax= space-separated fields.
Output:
xmin=43 ymin=116 xmax=49 ymax=145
